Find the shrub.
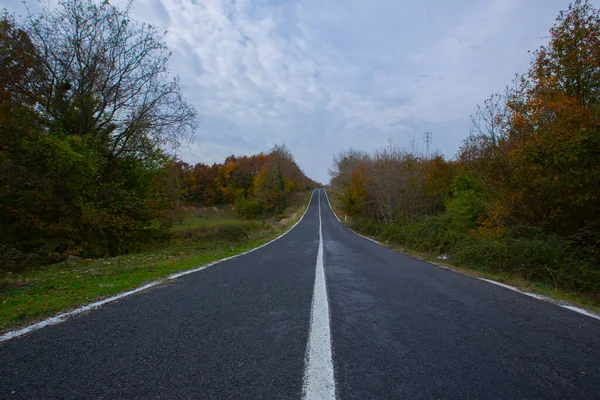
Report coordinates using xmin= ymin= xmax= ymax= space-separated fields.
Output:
xmin=349 ymin=213 xmax=600 ymax=293
xmin=352 ymin=218 xmax=380 ymax=236
xmin=213 ymin=225 xmax=249 ymax=243
xmin=451 ymin=232 xmax=600 ymax=292
xmin=235 ymin=197 xmax=263 ymax=219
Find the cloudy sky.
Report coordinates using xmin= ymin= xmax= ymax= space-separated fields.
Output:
xmin=1 ymin=0 xmax=594 ymax=182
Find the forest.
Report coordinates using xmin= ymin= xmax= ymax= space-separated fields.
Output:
xmin=0 ymin=0 xmax=315 ymax=272
xmin=173 ymin=144 xmax=315 ymax=218
xmin=329 ymin=0 xmax=600 ymax=296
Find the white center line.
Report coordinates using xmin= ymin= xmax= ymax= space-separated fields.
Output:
xmin=303 ymin=190 xmax=336 ymax=400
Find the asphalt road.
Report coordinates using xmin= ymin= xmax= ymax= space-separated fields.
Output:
xmin=1 ymin=189 xmax=599 ymax=399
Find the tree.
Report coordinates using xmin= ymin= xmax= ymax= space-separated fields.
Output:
xmin=332 ymin=142 xmax=438 ymax=225
xmin=329 ymin=148 xmax=369 ymax=188
xmin=0 ymin=1 xmax=200 ymax=268
xmin=507 ymin=0 xmax=600 ymax=234
xmin=15 ymin=0 xmax=198 ymax=159
xmin=327 ymin=1 xmax=600 ymax=292
xmin=253 ymin=168 xmax=287 ymax=214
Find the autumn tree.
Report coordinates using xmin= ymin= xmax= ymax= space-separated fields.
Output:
xmin=503 ymin=0 xmax=600 ymax=234
xmin=451 ymin=0 xmax=600 ymax=288
xmin=329 ymin=148 xmax=369 ymax=188
xmin=423 ymin=153 xmax=455 ymax=215
xmin=169 ymin=145 xmax=315 ymax=219
xmin=329 ymin=1 xmax=600 ymax=292
xmin=331 ymin=143 xmax=448 ymax=225
xmin=0 ymin=0 xmax=199 ymax=268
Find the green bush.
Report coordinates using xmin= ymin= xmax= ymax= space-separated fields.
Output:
xmin=235 ymin=197 xmax=263 ymax=219
xmin=452 ymin=235 xmax=508 ymax=273
xmin=445 ymin=174 xmax=487 ymax=233
xmin=451 ymin=232 xmax=600 ymax=292
xmin=213 ymin=224 xmax=249 ymax=243
xmin=350 ymin=213 xmax=600 ymax=293
xmin=352 ymin=218 xmax=381 ymax=237
xmin=400 ymin=214 xmax=456 ymax=253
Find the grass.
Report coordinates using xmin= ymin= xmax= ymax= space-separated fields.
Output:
xmin=171 ymin=204 xmax=241 ymax=232
xmin=0 ymin=191 xmax=313 ymax=334
xmin=324 ymin=187 xmax=600 ymax=314
xmin=324 ymin=185 xmax=345 ymax=221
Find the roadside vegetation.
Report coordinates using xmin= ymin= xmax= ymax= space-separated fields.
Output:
xmin=0 ymin=191 xmax=312 ymax=332
xmin=329 ymin=0 xmax=600 ymax=306
xmin=0 ymin=0 xmax=316 ymax=331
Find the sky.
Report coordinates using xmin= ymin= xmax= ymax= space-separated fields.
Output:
xmin=1 ymin=0 xmax=595 ymax=183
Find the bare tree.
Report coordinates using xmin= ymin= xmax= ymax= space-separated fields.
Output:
xmin=18 ymin=0 xmax=198 ymax=158
xmin=464 ymin=90 xmax=514 ymax=162
xmin=470 ymin=94 xmax=503 ymax=146
xmin=366 ymin=141 xmax=426 ymax=225
xmin=329 ymin=148 xmax=369 ymax=187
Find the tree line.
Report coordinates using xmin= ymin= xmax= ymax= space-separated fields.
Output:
xmin=330 ymin=0 xmax=600 ymax=294
xmin=0 ymin=0 xmax=314 ymax=271
xmin=172 ymin=144 xmax=316 ymax=218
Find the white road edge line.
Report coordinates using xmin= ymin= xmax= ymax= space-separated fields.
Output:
xmin=322 ymin=189 xmax=383 ymax=246
xmin=0 ymin=191 xmax=317 ymax=343
xmin=323 ymin=189 xmax=341 ymax=223
xmin=323 ymin=189 xmax=600 ymax=322
xmin=303 ymin=190 xmax=336 ymax=400
xmin=479 ymin=278 xmax=600 ymax=321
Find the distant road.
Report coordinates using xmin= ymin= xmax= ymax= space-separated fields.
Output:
xmin=1 ymin=189 xmax=599 ymax=399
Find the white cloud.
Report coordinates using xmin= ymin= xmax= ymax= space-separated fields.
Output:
xmin=1 ymin=0 xmax=596 ymax=182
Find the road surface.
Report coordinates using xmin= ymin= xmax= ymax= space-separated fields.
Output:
xmin=1 ymin=189 xmax=599 ymax=399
